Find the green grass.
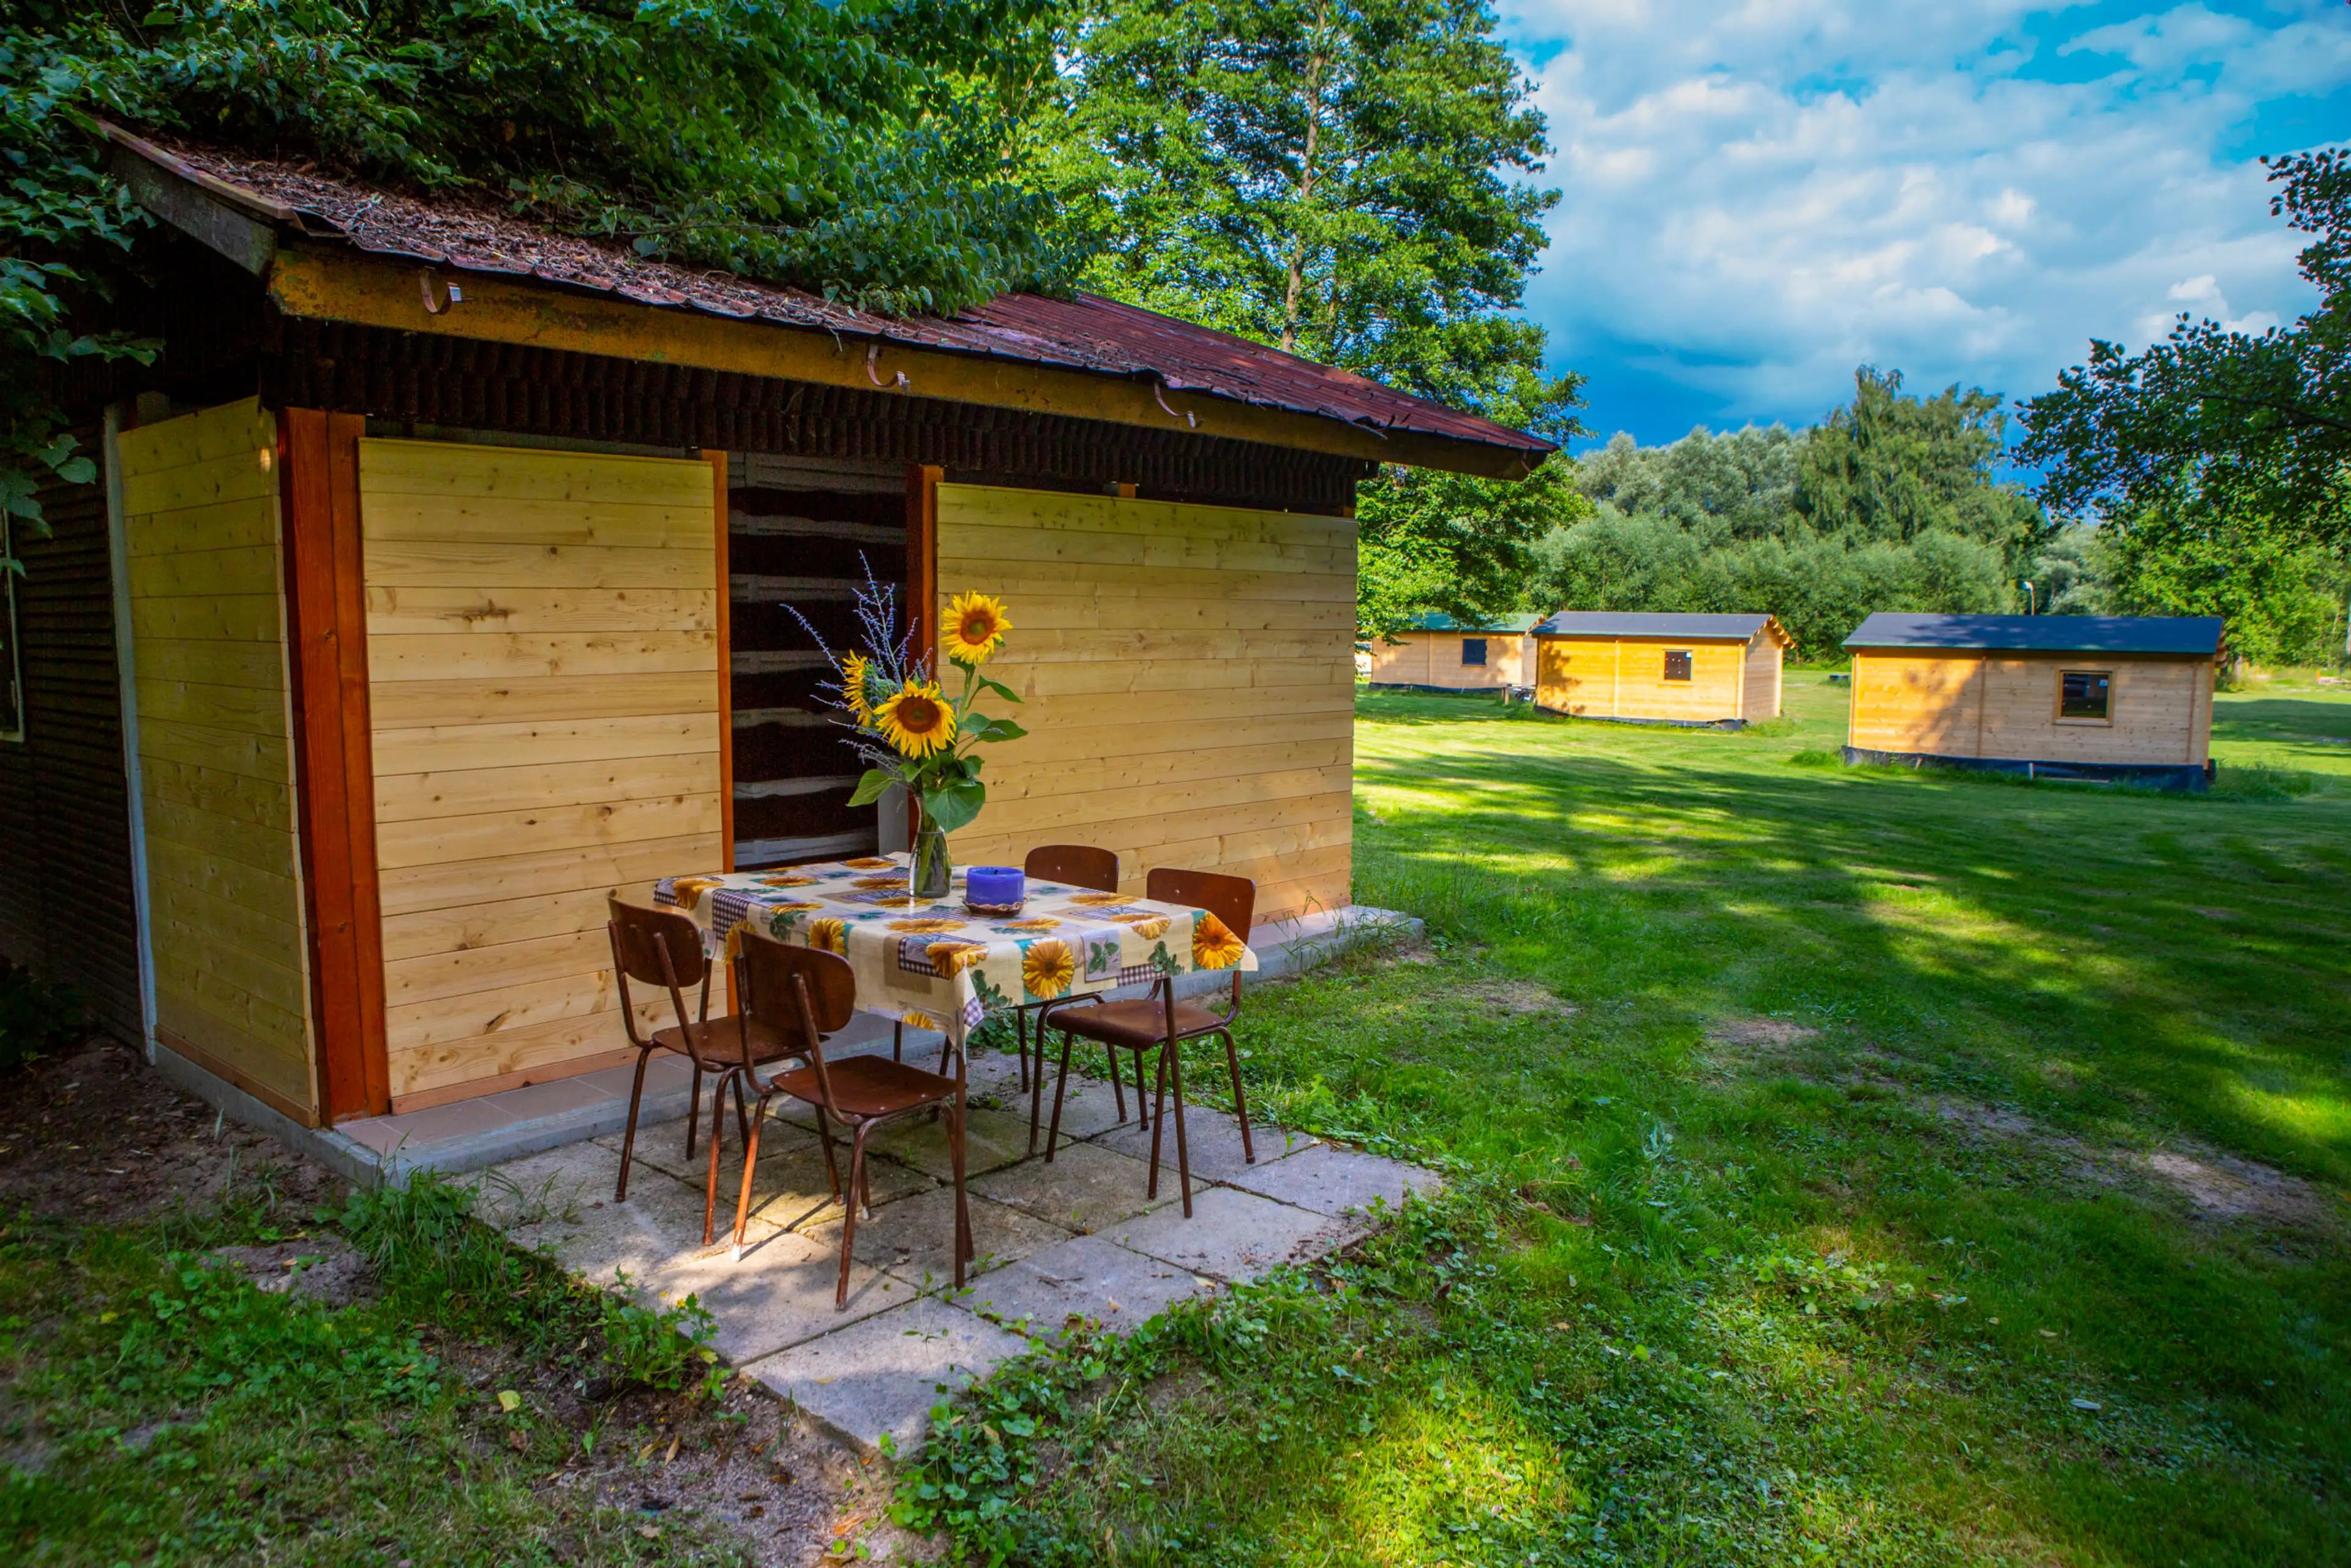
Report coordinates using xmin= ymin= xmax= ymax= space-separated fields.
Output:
xmin=909 ymin=672 xmax=2351 ymax=1566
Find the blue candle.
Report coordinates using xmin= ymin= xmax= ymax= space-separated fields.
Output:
xmin=967 ymin=865 xmax=1024 ymax=907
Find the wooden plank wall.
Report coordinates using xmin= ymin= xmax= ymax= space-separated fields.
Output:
xmin=360 ymin=438 xmax=722 ymax=1109
xmin=936 ymin=484 xmax=1354 ymax=923
xmin=1851 ymin=651 xmax=2211 ymax=763
xmin=1536 ymin=637 xmax=1746 ymax=721
xmin=118 ymin=400 xmax=318 ymax=1120
xmin=1364 ymin=632 xmax=1520 ymax=690
xmin=0 ymin=439 xmax=143 ymax=1040
xmin=1741 ymin=637 xmax=1782 ymax=721
xmin=1848 ymin=653 xmax=1986 ymax=754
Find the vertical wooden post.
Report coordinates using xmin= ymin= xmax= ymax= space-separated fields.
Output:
xmin=282 ymin=409 xmax=389 ymax=1121
xmin=703 ymin=450 xmax=733 ymax=873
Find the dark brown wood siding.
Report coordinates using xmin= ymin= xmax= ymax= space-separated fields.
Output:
xmin=0 ymin=441 xmax=143 ymax=1041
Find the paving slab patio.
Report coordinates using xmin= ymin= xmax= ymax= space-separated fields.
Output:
xmin=471 ymin=1060 xmax=1440 ymax=1455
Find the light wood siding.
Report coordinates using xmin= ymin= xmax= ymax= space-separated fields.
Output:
xmin=1741 ymin=636 xmax=1783 ymax=721
xmin=118 ymin=400 xmax=317 ymax=1118
xmin=1535 ymin=637 xmax=1747 ymax=721
xmin=360 ymin=439 xmax=720 ymax=1106
xmin=1364 ymin=631 xmax=1524 ymax=689
xmin=1852 ymin=650 xmax=2211 ymax=764
xmin=936 ymin=485 xmax=1352 ymax=923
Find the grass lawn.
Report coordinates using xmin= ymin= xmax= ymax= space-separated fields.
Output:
xmin=907 ymin=671 xmax=2351 ymax=1566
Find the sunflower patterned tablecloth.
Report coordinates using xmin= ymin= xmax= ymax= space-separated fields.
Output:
xmin=652 ymin=855 xmax=1257 ymax=1042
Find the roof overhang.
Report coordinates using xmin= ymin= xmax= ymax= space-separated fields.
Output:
xmin=107 ymin=125 xmax=1543 ymax=481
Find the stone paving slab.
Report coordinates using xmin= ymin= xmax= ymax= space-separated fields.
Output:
xmin=1092 ymin=1105 xmax=1318 ymax=1184
xmin=811 ymin=1187 xmax=1074 ymax=1287
xmin=972 ymin=1140 xmax=1178 ymax=1234
xmin=649 ymin=1226 xmax=917 ymax=1362
xmin=471 ymin=1140 xmax=777 ymax=1286
xmin=1098 ymin=1185 xmax=1347 ymax=1282
xmin=860 ymin=1105 xmax=1038 ymax=1181
xmin=594 ymin=1114 xmax=934 ymax=1234
xmin=956 ymin=1233 xmax=1204 ymax=1341
xmin=740 ymin=1295 xmax=1031 ymax=1456
xmin=1221 ymin=1141 xmax=1444 ymax=1218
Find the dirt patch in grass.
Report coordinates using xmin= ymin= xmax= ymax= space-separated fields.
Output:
xmin=2139 ymin=1144 xmax=2337 ymax=1229
xmin=1461 ymin=978 xmax=1576 ymax=1017
xmin=203 ymin=1235 xmax=376 ymax=1308
xmin=1708 ymin=1017 xmax=1822 ymax=1052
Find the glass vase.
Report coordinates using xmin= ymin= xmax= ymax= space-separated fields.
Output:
xmin=911 ymin=810 xmax=954 ymax=902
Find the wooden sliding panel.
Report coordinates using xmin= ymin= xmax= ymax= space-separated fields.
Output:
xmin=360 ymin=438 xmax=721 ymax=1109
xmin=118 ymin=399 xmax=320 ymax=1123
xmin=936 ymin=484 xmax=1354 ymax=923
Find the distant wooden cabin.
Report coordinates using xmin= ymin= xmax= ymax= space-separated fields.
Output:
xmin=1531 ymin=612 xmax=1790 ymax=726
xmin=1363 ymin=612 xmax=1540 ymax=691
xmin=0 ymin=127 xmax=1549 ymax=1128
xmin=1842 ymin=613 xmax=2223 ymax=789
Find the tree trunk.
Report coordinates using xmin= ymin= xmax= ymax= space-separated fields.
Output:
xmin=1281 ymin=4 xmax=1333 ymax=358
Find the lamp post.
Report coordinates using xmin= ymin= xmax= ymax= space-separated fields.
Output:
xmin=2021 ymin=579 xmax=2036 ymax=616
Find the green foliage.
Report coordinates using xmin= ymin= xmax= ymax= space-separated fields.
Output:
xmin=1533 ymin=372 xmax=2047 ymax=658
xmin=0 ymin=959 xmax=84 ymax=1074
xmin=1040 ymin=0 xmax=1583 ymax=634
xmin=1794 ymin=367 xmax=2050 ymax=560
xmin=2020 ymin=147 xmax=2351 ymax=550
xmin=0 ymin=0 xmax=1074 ymax=536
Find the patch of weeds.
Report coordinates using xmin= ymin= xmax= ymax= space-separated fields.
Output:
xmin=1739 ymin=715 xmax=1799 ymax=738
xmin=0 ymin=961 xmax=83 ymax=1075
xmin=2208 ymin=760 xmax=2319 ymax=800
xmin=1785 ymin=748 xmax=1841 ymax=768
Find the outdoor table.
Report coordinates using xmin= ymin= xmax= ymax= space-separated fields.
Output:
xmin=651 ymin=855 xmax=1259 ymax=1055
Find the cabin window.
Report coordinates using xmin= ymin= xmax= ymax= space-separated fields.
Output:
xmin=0 ymin=517 xmax=21 ymax=742
xmin=1461 ymin=637 xmax=1488 ymax=666
xmin=1662 ymin=649 xmax=1693 ymax=682
xmin=2058 ymin=669 xmax=2112 ymax=722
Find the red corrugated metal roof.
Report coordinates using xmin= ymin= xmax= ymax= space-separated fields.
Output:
xmin=124 ymin=133 xmax=1551 ymax=462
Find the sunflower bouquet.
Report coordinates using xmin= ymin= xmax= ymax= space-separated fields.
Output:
xmin=812 ymin=571 xmax=1026 ymax=899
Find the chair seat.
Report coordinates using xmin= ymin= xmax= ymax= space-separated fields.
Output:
xmin=1052 ymin=996 xmax=1226 ymax=1048
xmin=770 ymin=1054 xmax=959 ymax=1119
xmin=651 ymin=1015 xmax=803 ymax=1072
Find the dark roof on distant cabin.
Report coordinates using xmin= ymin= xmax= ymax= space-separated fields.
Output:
xmin=1842 ymin=613 xmax=2225 ymax=656
xmin=1534 ymin=612 xmax=1783 ymax=642
xmin=112 ymin=130 xmax=1548 ymax=464
xmin=1402 ymin=612 xmax=1542 ymax=634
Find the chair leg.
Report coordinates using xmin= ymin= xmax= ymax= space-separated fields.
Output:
xmin=702 ymin=1073 xmax=730 ymax=1247
xmin=615 ymin=1048 xmax=653 ymax=1201
xmin=836 ymin=1125 xmax=872 ymax=1310
xmin=948 ymin=1099 xmax=971 ymax=1290
xmin=1027 ymin=1015 xmax=1048 ymax=1154
xmin=813 ymin=1105 xmax=842 ymax=1199
xmin=892 ymin=1020 xmax=903 ymax=1062
xmin=1168 ymin=1038 xmax=1193 ymax=1218
xmin=1105 ymin=1040 xmax=1127 ymax=1123
xmin=1044 ymin=1032 xmax=1076 ymax=1164
xmin=1145 ymin=1043 xmax=1169 ymax=1201
xmin=730 ymin=1072 xmax=751 ymax=1152
xmin=686 ymin=1063 xmax=703 ymax=1159
xmin=1015 ymin=1007 xmax=1030 ymax=1094
xmin=731 ymin=1093 xmax=768 ymax=1255
xmin=1221 ymin=1029 xmax=1256 ymax=1165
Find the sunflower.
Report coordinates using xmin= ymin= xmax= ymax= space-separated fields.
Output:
xmin=1065 ymin=891 xmax=1131 ymax=907
xmin=1000 ymin=917 xmax=1061 ymax=932
xmin=888 ymin=917 xmax=967 ymax=934
xmin=900 ymin=1010 xmax=936 ymax=1031
xmin=853 ymin=876 xmax=910 ymax=891
xmin=927 ymin=940 xmax=989 ymax=978
xmin=756 ymin=873 xmax=817 ymax=888
xmin=667 ymin=876 xmax=725 ymax=909
xmin=843 ymin=857 xmax=897 ymax=871
xmin=1108 ymin=913 xmax=1170 ymax=940
xmin=874 ymin=680 xmax=957 ymax=759
xmin=839 ymin=651 xmax=876 ymax=721
xmin=806 ymin=917 xmax=848 ymax=955
xmin=1191 ymin=911 xmax=1247 ymax=970
xmin=942 ymin=592 xmax=1012 ymax=665
xmin=1021 ymin=939 xmax=1076 ymax=1000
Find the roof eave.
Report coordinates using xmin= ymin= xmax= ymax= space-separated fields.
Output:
xmin=105 ymin=126 xmax=1550 ymax=481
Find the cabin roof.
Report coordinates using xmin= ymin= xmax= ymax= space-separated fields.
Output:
xmin=1533 ymin=611 xmax=1783 ymax=643
xmin=1400 ymin=612 xmax=1543 ymax=634
xmin=1843 ymin=613 xmax=2225 ymax=656
xmin=104 ymin=127 xmax=1548 ymax=476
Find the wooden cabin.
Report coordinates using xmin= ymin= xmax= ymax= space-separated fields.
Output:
xmin=0 ymin=127 xmax=1549 ymax=1128
xmin=1842 ymin=613 xmax=2223 ymax=789
xmin=1363 ymin=612 xmax=1539 ymax=691
xmin=1531 ymin=612 xmax=1790 ymax=726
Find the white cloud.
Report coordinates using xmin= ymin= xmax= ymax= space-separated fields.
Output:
xmin=1504 ymin=0 xmax=2342 ymax=433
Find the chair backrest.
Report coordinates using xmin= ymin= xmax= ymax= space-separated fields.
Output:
xmin=1146 ymin=866 xmax=1256 ymax=943
xmin=1026 ymin=842 xmax=1120 ymax=894
xmin=736 ymin=928 xmax=858 ymax=1107
xmin=609 ymin=898 xmax=709 ymax=988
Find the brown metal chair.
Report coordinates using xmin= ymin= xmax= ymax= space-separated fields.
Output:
xmin=733 ymin=929 xmax=972 ymax=1306
xmin=1043 ymin=868 xmax=1256 ymax=1217
xmin=1013 ymin=844 xmax=1120 ymax=1134
xmin=607 ymin=898 xmax=811 ymax=1242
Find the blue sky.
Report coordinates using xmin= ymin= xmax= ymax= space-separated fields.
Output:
xmin=1496 ymin=1 xmax=2351 ymax=448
